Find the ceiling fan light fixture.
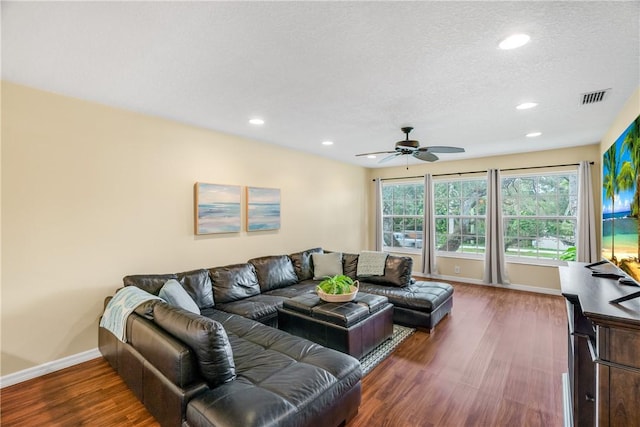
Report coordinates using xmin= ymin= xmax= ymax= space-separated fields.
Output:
xmin=499 ymin=33 xmax=530 ymax=50
xmin=354 ymin=126 xmax=465 ymax=164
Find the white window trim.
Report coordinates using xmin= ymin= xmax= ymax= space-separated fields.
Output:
xmin=501 ymin=170 xmax=578 ymax=263
xmin=435 ymin=251 xmax=484 ymax=261
xmin=434 ymin=177 xmax=487 ymax=256
xmin=383 ymin=246 xmax=422 ymax=255
xmin=381 ymin=180 xmax=425 ymax=254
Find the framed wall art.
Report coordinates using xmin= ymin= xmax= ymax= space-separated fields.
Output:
xmin=246 ymin=187 xmax=281 ymax=231
xmin=194 ymin=182 xmax=241 ymax=234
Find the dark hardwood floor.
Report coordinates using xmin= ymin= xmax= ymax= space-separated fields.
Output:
xmin=1 ymin=282 xmax=567 ymax=426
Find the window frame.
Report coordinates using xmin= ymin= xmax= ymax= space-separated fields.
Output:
xmin=433 ymin=176 xmax=487 ymax=258
xmin=501 ymin=170 xmax=578 ymax=265
xmin=381 ymin=180 xmax=424 ymax=254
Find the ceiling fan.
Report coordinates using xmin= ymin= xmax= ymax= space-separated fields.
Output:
xmin=356 ymin=127 xmax=465 ymax=164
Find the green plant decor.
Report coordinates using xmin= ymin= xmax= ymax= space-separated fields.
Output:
xmin=560 ymin=246 xmax=576 ymax=261
xmin=316 ymin=275 xmax=355 ymax=295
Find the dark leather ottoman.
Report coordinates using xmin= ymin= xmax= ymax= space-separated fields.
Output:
xmin=357 ymin=280 xmax=454 ymax=331
xmin=278 ymin=293 xmax=393 ymax=359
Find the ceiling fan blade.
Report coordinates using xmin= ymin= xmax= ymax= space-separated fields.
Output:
xmin=420 ymin=146 xmax=465 ymax=154
xmin=413 ymin=151 xmax=439 ymax=162
xmin=355 ymin=150 xmax=397 ymax=157
xmin=379 ymin=153 xmax=402 ymax=163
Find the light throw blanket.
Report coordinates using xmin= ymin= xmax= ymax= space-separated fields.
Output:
xmin=357 ymin=251 xmax=388 ymax=276
xmin=99 ymin=286 xmax=163 ymax=342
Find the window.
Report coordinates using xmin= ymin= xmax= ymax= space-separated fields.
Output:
xmin=434 ymin=178 xmax=487 ymax=255
xmin=502 ymin=172 xmax=578 ymax=261
xmin=382 ymin=181 xmax=424 ymax=251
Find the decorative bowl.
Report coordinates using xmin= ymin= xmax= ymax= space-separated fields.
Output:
xmin=317 ymin=283 xmax=359 ymax=303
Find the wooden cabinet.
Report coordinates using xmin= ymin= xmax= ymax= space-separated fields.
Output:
xmin=560 ymin=262 xmax=640 ymax=427
xmin=595 ymin=325 xmax=640 ymax=426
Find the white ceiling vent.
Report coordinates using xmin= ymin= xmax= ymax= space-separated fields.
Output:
xmin=581 ymin=89 xmax=610 ymax=105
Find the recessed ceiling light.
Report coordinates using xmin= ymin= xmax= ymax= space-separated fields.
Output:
xmin=367 ymin=155 xmax=377 ymax=159
xmin=499 ymin=33 xmax=530 ymax=50
xmin=516 ymin=102 xmax=538 ymax=110
xmin=322 ymin=141 xmax=334 ymax=146
xmin=249 ymin=118 xmax=265 ymax=125
xmin=526 ymin=132 xmax=542 ymax=137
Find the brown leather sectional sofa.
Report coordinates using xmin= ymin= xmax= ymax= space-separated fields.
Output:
xmin=98 ymin=248 xmax=454 ymax=426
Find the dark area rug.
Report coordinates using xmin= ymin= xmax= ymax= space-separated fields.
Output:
xmin=360 ymin=324 xmax=415 ymax=375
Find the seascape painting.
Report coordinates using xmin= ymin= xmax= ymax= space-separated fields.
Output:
xmin=247 ymin=187 xmax=281 ymax=231
xmin=194 ymin=183 xmax=241 ymax=234
xmin=602 ymin=115 xmax=640 ymax=282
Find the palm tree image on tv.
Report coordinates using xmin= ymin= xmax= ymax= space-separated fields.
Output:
xmin=623 ymin=115 xmax=640 ymax=258
xmin=602 ymin=116 xmax=640 ymax=282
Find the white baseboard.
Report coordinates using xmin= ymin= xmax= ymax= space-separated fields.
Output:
xmin=413 ymin=272 xmax=562 ymax=296
xmin=0 ymin=348 xmax=101 ymax=388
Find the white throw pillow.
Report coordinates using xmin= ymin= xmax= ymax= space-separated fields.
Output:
xmin=312 ymin=252 xmax=343 ymax=279
xmin=159 ymin=279 xmax=201 ymax=314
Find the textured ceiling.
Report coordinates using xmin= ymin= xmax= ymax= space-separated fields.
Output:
xmin=2 ymin=1 xmax=639 ymax=168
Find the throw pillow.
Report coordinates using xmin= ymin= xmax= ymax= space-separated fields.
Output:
xmin=153 ymin=302 xmax=236 ymax=387
xmin=176 ymin=269 xmax=215 ymax=309
xmin=312 ymin=252 xmax=343 ymax=279
xmin=159 ymin=279 xmax=201 ymax=314
xmin=361 ymin=255 xmax=413 ymax=287
xmin=342 ymin=253 xmax=359 ymax=280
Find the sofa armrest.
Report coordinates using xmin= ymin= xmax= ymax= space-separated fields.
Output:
xmin=128 ymin=314 xmax=202 ymax=388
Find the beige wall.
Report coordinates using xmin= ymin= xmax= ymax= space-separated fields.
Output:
xmin=367 ymin=144 xmax=602 ymax=292
xmin=1 ymin=82 xmax=369 ymax=376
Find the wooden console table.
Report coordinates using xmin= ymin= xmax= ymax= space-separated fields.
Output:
xmin=560 ymin=262 xmax=640 ymax=426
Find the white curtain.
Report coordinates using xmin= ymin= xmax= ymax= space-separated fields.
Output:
xmin=576 ymin=161 xmax=597 ymax=262
xmin=484 ymin=169 xmax=510 ymax=284
xmin=422 ymin=174 xmax=438 ymax=275
xmin=375 ymin=178 xmax=383 ymax=251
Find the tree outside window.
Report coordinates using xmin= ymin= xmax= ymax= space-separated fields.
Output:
xmin=381 ymin=171 xmax=578 ymax=263
xmin=434 ymin=178 xmax=487 ymax=255
xmin=502 ymin=172 xmax=578 ymax=261
xmin=382 ymin=182 xmax=424 ymax=251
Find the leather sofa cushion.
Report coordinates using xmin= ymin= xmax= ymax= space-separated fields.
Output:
xmin=209 ymin=263 xmax=260 ymax=304
xmin=153 ymin=303 xmax=236 ymax=387
xmin=359 ymin=255 xmax=413 ymax=287
xmin=213 ymin=294 xmax=285 ymax=324
xmin=357 ymin=280 xmax=453 ymax=311
xmin=177 ymin=269 xmax=215 ymax=309
xmin=263 ymin=281 xmax=318 ymax=299
xmin=123 ymin=273 xmax=178 ymax=295
xmin=187 ymin=310 xmax=362 ymax=427
xmin=342 ymin=253 xmax=359 ymax=280
xmin=248 ymin=255 xmax=298 ymax=292
xmin=289 ymin=247 xmax=323 ymax=281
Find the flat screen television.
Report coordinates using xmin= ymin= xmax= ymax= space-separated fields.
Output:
xmin=601 ymin=115 xmax=640 ymax=286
